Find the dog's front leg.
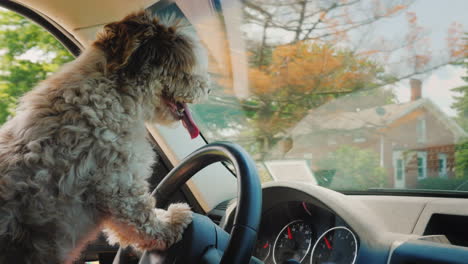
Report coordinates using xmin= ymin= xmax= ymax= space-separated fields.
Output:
xmin=101 ymin=189 xmax=192 ymax=251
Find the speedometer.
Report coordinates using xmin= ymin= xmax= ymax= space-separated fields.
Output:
xmin=310 ymin=226 xmax=358 ymax=264
xmin=273 ymin=220 xmax=313 ymax=264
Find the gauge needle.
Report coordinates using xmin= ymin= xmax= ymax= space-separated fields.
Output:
xmin=263 ymin=242 xmax=269 ymax=249
xmin=287 ymin=226 xmax=293 ymax=240
xmin=324 ymin=237 xmax=332 ymax=250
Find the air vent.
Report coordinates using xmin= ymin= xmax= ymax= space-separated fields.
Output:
xmin=208 ymin=199 xmax=234 ymax=225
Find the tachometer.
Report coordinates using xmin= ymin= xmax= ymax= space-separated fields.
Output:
xmin=310 ymin=226 xmax=358 ymax=264
xmin=273 ymin=220 xmax=313 ymax=264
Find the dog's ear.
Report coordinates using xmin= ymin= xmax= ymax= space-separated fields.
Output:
xmin=95 ymin=11 xmax=197 ymax=78
xmin=94 ymin=10 xmax=156 ymax=73
xmin=124 ymin=21 xmax=197 ymax=78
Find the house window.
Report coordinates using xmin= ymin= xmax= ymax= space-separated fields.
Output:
xmin=417 ymin=152 xmax=427 ymax=179
xmin=396 ymin=159 xmax=404 ymax=180
xmin=393 ymin=151 xmax=406 ymax=188
xmin=438 ymin=153 xmax=448 ymax=178
xmin=417 ymin=118 xmax=426 ymax=143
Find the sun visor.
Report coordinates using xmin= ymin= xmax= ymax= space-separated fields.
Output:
xmin=150 ymin=0 xmax=249 ymax=99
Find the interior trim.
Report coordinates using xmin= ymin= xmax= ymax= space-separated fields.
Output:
xmin=343 ymin=189 xmax=468 ymax=198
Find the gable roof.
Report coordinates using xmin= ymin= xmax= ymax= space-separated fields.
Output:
xmin=290 ymin=98 xmax=467 ymax=140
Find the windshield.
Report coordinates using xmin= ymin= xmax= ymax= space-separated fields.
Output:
xmin=185 ymin=0 xmax=468 ymax=192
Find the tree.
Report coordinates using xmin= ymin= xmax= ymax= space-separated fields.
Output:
xmin=451 ymin=34 xmax=468 ymax=178
xmin=196 ymin=0 xmax=465 ymax=161
xmin=243 ymin=42 xmax=388 ymax=157
xmin=452 ymin=44 xmax=468 ymax=131
xmin=193 ymin=41 xmax=392 ymax=158
xmin=243 ymin=0 xmax=464 ymax=79
xmin=317 ymin=145 xmax=387 ymax=190
xmin=0 ymin=10 xmax=73 ymax=124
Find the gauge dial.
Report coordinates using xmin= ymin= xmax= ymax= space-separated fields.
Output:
xmin=273 ymin=220 xmax=313 ymax=264
xmin=310 ymin=226 xmax=358 ymax=264
xmin=254 ymin=239 xmax=271 ymax=261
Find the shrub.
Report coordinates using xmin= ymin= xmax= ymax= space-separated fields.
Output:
xmin=416 ymin=177 xmax=468 ymax=191
xmin=317 ymin=145 xmax=387 ymax=190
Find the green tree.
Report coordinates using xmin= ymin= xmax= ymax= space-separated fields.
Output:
xmin=0 ymin=10 xmax=73 ymax=124
xmin=317 ymin=145 xmax=387 ymax=190
xmin=452 ymin=46 xmax=468 ymax=132
xmin=452 ymin=37 xmax=468 ymax=178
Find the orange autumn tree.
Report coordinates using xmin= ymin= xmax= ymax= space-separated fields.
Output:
xmin=251 ymin=43 xmax=379 ymax=94
xmin=243 ymin=42 xmax=386 ymax=156
xmin=192 ymin=0 xmax=465 ymax=160
xmin=235 ymin=0 xmax=417 ymax=157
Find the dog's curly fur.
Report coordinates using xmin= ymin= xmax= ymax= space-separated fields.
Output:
xmin=0 ymin=10 xmax=209 ymax=264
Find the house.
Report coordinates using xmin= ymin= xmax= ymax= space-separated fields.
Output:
xmin=274 ymin=79 xmax=467 ymax=188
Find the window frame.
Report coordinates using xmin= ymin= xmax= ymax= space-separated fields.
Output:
xmin=0 ymin=1 xmax=81 ymax=57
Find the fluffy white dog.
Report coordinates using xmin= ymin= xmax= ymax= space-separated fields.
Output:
xmin=0 ymin=10 xmax=209 ymax=264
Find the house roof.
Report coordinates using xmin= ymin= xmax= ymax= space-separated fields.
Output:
xmin=290 ymin=98 xmax=467 ymax=140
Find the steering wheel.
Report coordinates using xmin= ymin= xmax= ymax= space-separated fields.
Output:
xmin=113 ymin=141 xmax=262 ymax=264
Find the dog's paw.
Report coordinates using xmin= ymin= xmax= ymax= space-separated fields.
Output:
xmin=141 ymin=203 xmax=192 ymax=251
xmin=164 ymin=203 xmax=193 ymax=244
xmin=137 ymin=238 xmax=167 ymax=251
xmin=167 ymin=203 xmax=193 ymax=228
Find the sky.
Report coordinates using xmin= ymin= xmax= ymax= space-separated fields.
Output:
xmin=375 ymin=0 xmax=468 ymax=116
xmin=395 ymin=65 xmax=465 ymax=116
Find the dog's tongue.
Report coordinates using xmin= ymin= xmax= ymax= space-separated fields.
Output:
xmin=179 ymin=103 xmax=199 ymax=139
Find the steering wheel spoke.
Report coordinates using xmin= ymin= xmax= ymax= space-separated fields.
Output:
xmin=117 ymin=142 xmax=262 ymax=264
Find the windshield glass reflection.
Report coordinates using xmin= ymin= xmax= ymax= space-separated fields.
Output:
xmin=188 ymin=0 xmax=468 ymax=191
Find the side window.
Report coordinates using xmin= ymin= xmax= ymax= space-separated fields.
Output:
xmin=0 ymin=8 xmax=73 ymax=125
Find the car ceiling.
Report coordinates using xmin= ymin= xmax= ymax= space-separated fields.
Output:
xmin=13 ymin=0 xmax=160 ymax=44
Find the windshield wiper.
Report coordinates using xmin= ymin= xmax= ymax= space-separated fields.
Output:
xmin=351 ymin=188 xmax=468 ymax=198
xmin=455 ymin=179 xmax=468 ymax=191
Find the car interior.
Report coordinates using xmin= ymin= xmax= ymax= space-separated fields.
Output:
xmin=1 ymin=0 xmax=468 ymax=264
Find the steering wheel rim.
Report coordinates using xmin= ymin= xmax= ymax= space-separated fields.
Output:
xmin=114 ymin=141 xmax=262 ymax=264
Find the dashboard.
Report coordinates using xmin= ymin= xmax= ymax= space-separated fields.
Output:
xmin=218 ymin=181 xmax=468 ymax=264
xmin=253 ymin=201 xmax=358 ymax=264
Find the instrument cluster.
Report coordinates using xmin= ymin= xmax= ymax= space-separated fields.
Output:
xmin=254 ymin=201 xmax=358 ymax=264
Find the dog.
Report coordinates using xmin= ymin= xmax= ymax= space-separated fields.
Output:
xmin=0 ymin=10 xmax=209 ymax=264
